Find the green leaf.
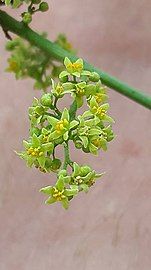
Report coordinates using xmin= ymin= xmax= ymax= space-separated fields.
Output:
xmin=89 ymin=143 xmax=98 ymax=155
xmin=100 ymin=103 xmax=110 ymax=111
xmin=59 ymin=71 xmax=69 ymax=78
xmin=75 ymin=58 xmax=83 ymax=69
xmin=81 ymin=171 xmax=93 ymax=182
xmin=76 ymin=96 xmax=84 ymax=108
xmin=64 ymin=57 xmax=72 ymax=67
xmin=45 ymin=197 xmax=56 ymax=204
xmin=43 ymin=142 xmax=54 ymax=152
xmin=56 ymin=178 xmax=65 ymax=191
xmin=85 ymin=84 xmax=96 ymax=97
xmin=79 ymin=136 xmax=88 ymax=148
xmin=72 ymin=72 xmax=81 ymax=77
xmin=47 ymin=116 xmax=58 ymax=127
xmin=80 ymin=166 xmax=91 ymax=176
xmin=65 ymin=188 xmax=78 ymax=197
xmin=63 ymin=131 xmax=69 ymax=141
xmin=81 ymin=70 xmax=91 ymax=76
xmin=27 ymin=156 xmax=34 ymax=167
xmin=23 ymin=140 xmax=31 ymax=150
xmin=100 ymin=138 xmax=107 ymax=151
xmin=12 ymin=0 xmax=21 ymax=8
xmin=88 ymin=128 xmax=102 ymax=136
xmin=40 ymin=186 xmax=53 ymax=195
xmin=61 ymin=198 xmax=69 ymax=209
xmin=80 ymin=184 xmax=89 ymax=193
xmin=95 ymin=172 xmax=105 ymax=179
xmin=5 ymin=0 xmax=11 ymax=6
xmin=77 ymin=81 xmax=86 ymax=88
xmin=62 ymin=82 xmax=74 ymax=90
xmin=78 ymin=126 xmax=88 ymax=135
xmin=38 ymin=156 xmax=45 ymax=168
xmin=49 ymin=131 xmax=61 ymax=140
xmin=58 ymin=169 xmax=67 ymax=177
xmin=90 ymin=96 xmax=98 ymax=108
xmin=103 ymin=115 xmax=115 ymax=123
xmin=73 ymin=162 xmax=80 ymax=177
xmin=61 ymin=108 xmax=69 ymax=121
xmin=32 ymin=134 xmax=40 ymax=147
xmin=82 ymin=110 xmax=93 ymax=118
xmin=63 ymin=176 xmax=71 ymax=184
xmin=70 ymin=120 xmax=79 ymax=130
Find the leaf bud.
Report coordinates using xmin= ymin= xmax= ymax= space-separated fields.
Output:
xmin=40 ymin=93 xmax=53 ymax=107
xmin=22 ymin=12 xmax=32 ymax=24
xmin=89 ymin=72 xmax=100 ymax=82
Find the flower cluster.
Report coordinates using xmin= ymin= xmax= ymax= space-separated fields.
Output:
xmin=40 ymin=164 xmax=103 ymax=209
xmin=17 ymin=57 xmax=115 ymax=209
xmin=6 ymin=34 xmax=75 ymax=91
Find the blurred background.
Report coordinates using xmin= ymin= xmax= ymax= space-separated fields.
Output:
xmin=0 ymin=0 xmax=151 ymax=269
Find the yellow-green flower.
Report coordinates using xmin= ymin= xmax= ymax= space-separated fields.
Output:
xmin=17 ymin=134 xmax=54 ymax=168
xmin=59 ymin=57 xmax=88 ymax=78
xmin=47 ymin=108 xmax=78 ymax=141
xmin=51 ymin=79 xmax=74 ymax=98
xmin=88 ymin=97 xmax=115 ymax=123
xmin=40 ymin=170 xmax=78 ymax=209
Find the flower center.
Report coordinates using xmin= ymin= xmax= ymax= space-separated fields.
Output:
xmin=67 ymin=62 xmax=83 ymax=72
xmin=56 ymin=84 xmax=64 ymax=95
xmin=96 ymin=108 xmax=106 ymax=118
xmin=92 ymin=138 xmax=100 ymax=147
xmin=76 ymin=87 xmax=85 ymax=96
xmin=43 ymin=134 xmax=49 ymax=143
xmin=94 ymin=93 xmax=103 ymax=104
xmin=52 ymin=188 xmax=65 ymax=201
xmin=27 ymin=146 xmax=43 ymax=157
xmin=55 ymin=119 xmax=69 ymax=133
xmin=75 ymin=176 xmax=83 ymax=184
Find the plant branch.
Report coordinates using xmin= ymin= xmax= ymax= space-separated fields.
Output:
xmin=0 ymin=10 xmax=151 ymax=109
xmin=63 ymin=142 xmax=73 ymax=170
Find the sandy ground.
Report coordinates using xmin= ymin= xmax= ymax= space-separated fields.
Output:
xmin=0 ymin=1 xmax=151 ymax=269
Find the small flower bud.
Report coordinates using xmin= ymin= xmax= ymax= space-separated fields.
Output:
xmin=51 ymin=159 xmax=62 ymax=171
xmin=75 ymin=141 xmax=82 ymax=149
xmin=40 ymin=93 xmax=53 ymax=107
xmin=89 ymin=72 xmax=100 ymax=82
xmin=60 ymin=76 xmax=68 ymax=83
xmin=22 ymin=12 xmax=32 ymax=24
xmin=39 ymin=2 xmax=49 ymax=12
xmin=6 ymin=40 xmax=20 ymax=51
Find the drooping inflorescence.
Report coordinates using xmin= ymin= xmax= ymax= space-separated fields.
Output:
xmin=17 ymin=57 xmax=115 ymax=209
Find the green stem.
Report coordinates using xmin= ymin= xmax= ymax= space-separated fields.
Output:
xmin=69 ymin=100 xmax=77 ymax=120
xmin=0 ymin=10 xmax=151 ymax=109
xmin=63 ymin=142 xmax=73 ymax=170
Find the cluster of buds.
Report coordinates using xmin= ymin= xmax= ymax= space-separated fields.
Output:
xmin=40 ymin=164 xmax=103 ymax=209
xmin=6 ymin=34 xmax=75 ymax=91
xmin=17 ymin=57 xmax=115 ymax=209
xmin=21 ymin=0 xmax=49 ymax=24
xmin=1 ymin=0 xmax=49 ymax=24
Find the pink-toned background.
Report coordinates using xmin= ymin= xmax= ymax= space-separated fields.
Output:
xmin=0 ymin=1 xmax=151 ymax=269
